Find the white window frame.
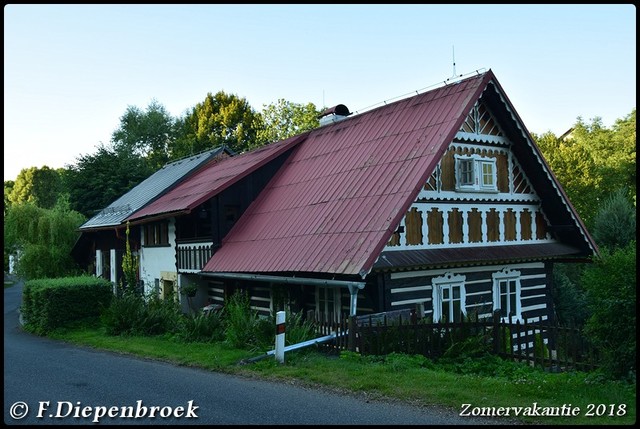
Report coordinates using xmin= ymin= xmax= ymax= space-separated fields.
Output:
xmin=431 ymin=273 xmax=466 ymax=323
xmin=492 ymin=269 xmax=522 ymax=322
xmin=455 ymin=154 xmax=498 ymax=192
xmin=316 ymin=286 xmax=341 ymax=322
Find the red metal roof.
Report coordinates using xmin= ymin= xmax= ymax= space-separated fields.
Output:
xmin=204 ymin=71 xmax=493 ymax=276
xmin=126 ymin=134 xmax=308 ymax=222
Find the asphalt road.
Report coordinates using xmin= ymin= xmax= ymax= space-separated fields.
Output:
xmin=4 ymin=275 xmax=515 ymax=425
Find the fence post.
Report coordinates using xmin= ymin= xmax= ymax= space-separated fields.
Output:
xmin=348 ymin=316 xmax=356 ymax=352
xmin=275 ymin=311 xmax=286 ymax=364
xmin=492 ymin=311 xmax=501 ymax=355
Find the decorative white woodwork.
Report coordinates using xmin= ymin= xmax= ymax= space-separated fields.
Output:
xmin=177 ymin=241 xmax=215 ymax=273
xmin=385 ymin=202 xmax=552 ymax=251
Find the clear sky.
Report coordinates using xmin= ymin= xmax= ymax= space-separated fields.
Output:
xmin=4 ymin=4 xmax=636 ymax=181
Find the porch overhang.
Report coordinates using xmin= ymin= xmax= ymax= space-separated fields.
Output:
xmin=199 ymin=272 xmax=365 ymax=316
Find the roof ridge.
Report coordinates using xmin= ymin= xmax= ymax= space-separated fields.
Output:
xmin=161 ymin=145 xmax=224 ymax=168
xmin=352 ymin=68 xmax=488 ymax=116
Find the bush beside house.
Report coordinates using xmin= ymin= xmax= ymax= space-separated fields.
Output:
xmin=21 ymin=276 xmax=113 ymax=335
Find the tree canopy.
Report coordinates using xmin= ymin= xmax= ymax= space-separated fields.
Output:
xmin=3 ymin=198 xmax=85 ymax=279
xmin=171 ymin=91 xmax=262 ymax=158
xmin=534 ymin=109 xmax=636 ymax=230
xmin=255 ymin=99 xmax=320 ymax=145
xmin=7 ymin=166 xmax=62 ymax=209
xmin=63 ymin=144 xmax=153 ymax=218
xmin=111 ymin=99 xmax=176 ymax=171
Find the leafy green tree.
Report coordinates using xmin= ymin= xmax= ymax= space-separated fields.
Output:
xmin=535 ymin=109 xmax=636 ymax=231
xmin=552 ymin=184 xmax=636 ymax=327
xmin=591 ymin=187 xmax=636 ymax=252
xmin=577 ymin=110 xmax=636 ymax=205
xmin=3 ymin=198 xmax=86 ymax=279
xmin=255 ymin=99 xmax=320 ymax=145
xmin=550 ymin=263 xmax=589 ymax=327
xmin=8 ymin=166 xmax=62 ymax=209
xmin=582 ymin=241 xmax=636 ymax=380
xmin=171 ymin=91 xmax=261 ymax=157
xmin=111 ymin=99 xmax=176 ymax=170
xmin=63 ymin=144 xmax=153 ymax=218
xmin=535 ymin=130 xmax=600 ymax=229
xmin=4 ymin=180 xmax=15 ymax=214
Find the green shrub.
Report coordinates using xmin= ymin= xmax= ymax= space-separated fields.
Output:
xmin=592 ymin=188 xmax=636 ymax=252
xmin=383 ymin=352 xmax=432 ymax=371
xmin=256 ymin=309 xmax=317 ymax=350
xmin=442 ymin=332 xmax=491 ymax=360
xmin=177 ymin=310 xmax=225 ymax=343
xmin=223 ymin=290 xmax=261 ymax=349
xmin=582 ymin=242 xmax=636 ymax=380
xmin=533 ymin=332 xmax=550 ymax=360
xmin=253 ymin=317 xmax=276 ymax=350
xmin=100 ymin=290 xmax=145 ymax=335
xmin=22 ymin=276 xmax=112 ymax=335
xmin=134 ymin=293 xmax=182 ymax=336
xmin=100 ymin=289 xmax=181 ymax=337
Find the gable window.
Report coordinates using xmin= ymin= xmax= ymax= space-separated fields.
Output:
xmin=492 ymin=269 xmax=522 ymax=321
xmin=455 ymin=154 xmax=497 ymax=192
xmin=144 ymin=221 xmax=169 ymax=247
xmin=458 ymin=158 xmax=474 ymax=186
xmin=316 ymin=286 xmax=341 ymax=322
xmin=432 ymin=273 xmax=466 ymax=322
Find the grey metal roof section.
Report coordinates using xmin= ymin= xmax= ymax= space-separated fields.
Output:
xmin=80 ymin=147 xmax=225 ymax=230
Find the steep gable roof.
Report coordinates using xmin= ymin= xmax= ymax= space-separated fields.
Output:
xmin=79 ymin=146 xmax=227 ymax=231
xmin=203 ymin=71 xmax=493 ymax=276
xmin=126 ymin=133 xmax=308 ymax=223
xmin=203 ymin=70 xmax=598 ymax=277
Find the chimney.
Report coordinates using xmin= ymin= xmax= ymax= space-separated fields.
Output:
xmin=317 ymin=104 xmax=351 ymax=127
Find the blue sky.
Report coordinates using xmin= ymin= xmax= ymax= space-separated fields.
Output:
xmin=4 ymin=4 xmax=636 ymax=181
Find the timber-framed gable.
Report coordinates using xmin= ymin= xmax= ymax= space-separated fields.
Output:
xmin=385 ymin=99 xmax=553 ymax=251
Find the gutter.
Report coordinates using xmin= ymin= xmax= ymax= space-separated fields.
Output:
xmin=199 ymin=272 xmax=365 ymax=316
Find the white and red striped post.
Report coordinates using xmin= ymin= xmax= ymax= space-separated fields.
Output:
xmin=275 ymin=311 xmax=286 ymax=364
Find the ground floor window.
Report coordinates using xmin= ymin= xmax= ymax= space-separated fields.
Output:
xmin=316 ymin=286 xmax=341 ymax=322
xmin=492 ymin=268 xmax=522 ymax=321
xmin=432 ymin=273 xmax=466 ymax=322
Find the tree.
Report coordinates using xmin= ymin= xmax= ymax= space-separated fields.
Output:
xmin=64 ymin=144 xmax=153 ymax=218
xmin=8 ymin=166 xmax=62 ymax=209
xmin=3 ymin=198 xmax=86 ymax=279
xmin=255 ymin=99 xmax=320 ymax=145
xmin=591 ymin=187 xmax=636 ymax=252
xmin=4 ymin=180 xmax=15 ymax=215
xmin=550 ymin=263 xmax=589 ymax=327
xmin=578 ymin=110 xmax=636 ymax=205
xmin=111 ymin=99 xmax=176 ymax=170
xmin=170 ymin=91 xmax=261 ymax=157
xmin=582 ymin=241 xmax=636 ymax=380
xmin=535 ymin=109 xmax=636 ymax=231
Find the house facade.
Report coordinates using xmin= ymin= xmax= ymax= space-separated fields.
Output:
xmin=71 ymin=146 xmax=231 ymax=303
xmin=85 ymin=69 xmax=597 ymax=327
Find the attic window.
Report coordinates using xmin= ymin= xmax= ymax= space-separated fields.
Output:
xmin=455 ymin=154 xmax=497 ymax=192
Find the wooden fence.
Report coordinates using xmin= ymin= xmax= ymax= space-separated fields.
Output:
xmin=311 ymin=310 xmax=599 ymax=372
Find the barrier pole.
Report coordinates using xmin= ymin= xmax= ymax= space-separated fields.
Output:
xmin=275 ymin=311 xmax=286 ymax=364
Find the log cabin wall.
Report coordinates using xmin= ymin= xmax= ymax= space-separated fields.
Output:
xmin=381 ymin=262 xmax=554 ymax=324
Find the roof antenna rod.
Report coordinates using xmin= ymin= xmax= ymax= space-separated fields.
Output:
xmin=452 ymin=45 xmax=457 ymax=78
xmin=445 ymin=45 xmax=460 ymax=84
